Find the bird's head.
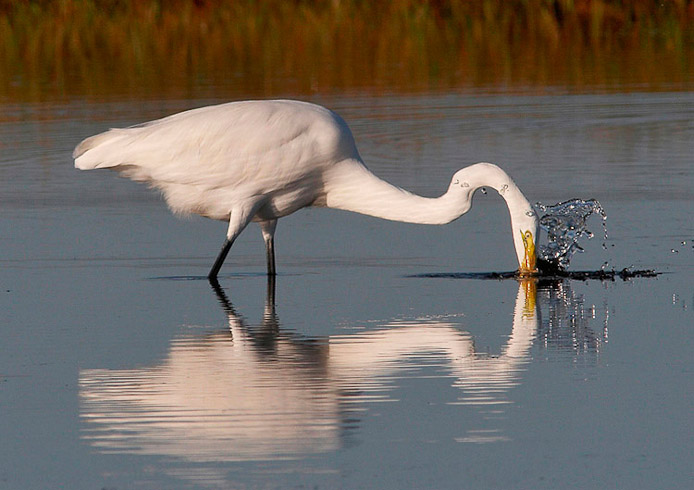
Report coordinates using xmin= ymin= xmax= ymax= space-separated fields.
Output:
xmin=511 ymin=202 xmax=539 ymax=276
xmin=449 ymin=163 xmax=539 ymax=275
xmin=518 ymin=228 xmax=537 ymax=276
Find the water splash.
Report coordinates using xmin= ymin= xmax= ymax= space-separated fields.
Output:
xmin=535 ymin=199 xmax=607 ymax=271
xmin=414 ymin=197 xmax=657 ymax=280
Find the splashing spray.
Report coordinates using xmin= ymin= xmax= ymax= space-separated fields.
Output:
xmin=535 ymin=199 xmax=607 ymax=271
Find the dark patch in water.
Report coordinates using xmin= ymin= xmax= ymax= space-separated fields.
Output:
xmin=149 ymin=275 xmax=211 ymax=281
xmin=409 ymin=267 xmax=659 ymax=282
xmin=534 ymin=267 xmax=659 ymax=281
xmin=148 ymin=272 xmax=270 ymax=281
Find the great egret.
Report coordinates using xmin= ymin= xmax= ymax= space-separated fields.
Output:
xmin=74 ymin=100 xmax=538 ymax=278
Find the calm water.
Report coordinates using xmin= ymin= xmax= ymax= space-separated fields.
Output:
xmin=1 ymin=91 xmax=693 ymax=489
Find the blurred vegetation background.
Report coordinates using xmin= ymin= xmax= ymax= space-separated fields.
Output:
xmin=1 ymin=0 xmax=693 ymax=100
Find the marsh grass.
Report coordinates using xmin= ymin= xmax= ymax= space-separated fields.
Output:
xmin=1 ymin=0 xmax=693 ymax=100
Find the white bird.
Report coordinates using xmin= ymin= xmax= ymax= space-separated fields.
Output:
xmin=74 ymin=100 xmax=538 ymax=279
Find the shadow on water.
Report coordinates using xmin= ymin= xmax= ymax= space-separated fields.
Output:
xmin=410 ymin=265 xmax=659 ymax=282
xmin=79 ymin=273 xmax=611 ymax=482
xmin=149 ymin=273 xmax=269 ymax=281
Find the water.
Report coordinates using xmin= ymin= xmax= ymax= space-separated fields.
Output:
xmin=536 ymin=198 xmax=607 ymax=271
xmin=1 ymin=91 xmax=693 ymax=489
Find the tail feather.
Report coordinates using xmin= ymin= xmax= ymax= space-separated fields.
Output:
xmin=73 ymin=129 xmax=130 ymax=170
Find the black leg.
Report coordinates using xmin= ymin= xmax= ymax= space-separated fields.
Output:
xmin=266 ymin=273 xmax=276 ymax=306
xmin=266 ymin=238 xmax=276 ymax=276
xmin=208 ymin=238 xmax=233 ymax=280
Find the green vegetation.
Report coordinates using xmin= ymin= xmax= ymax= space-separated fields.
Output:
xmin=1 ymin=0 xmax=693 ymax=100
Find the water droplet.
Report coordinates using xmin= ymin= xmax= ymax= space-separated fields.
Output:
xmin=534 ymin=198 xmax=607 ymax=270
xmin=671 ymin=249 xmax=679 ymax=253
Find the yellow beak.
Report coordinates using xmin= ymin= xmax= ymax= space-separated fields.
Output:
xmin=519 ymin=230 xmax=537 ymax=276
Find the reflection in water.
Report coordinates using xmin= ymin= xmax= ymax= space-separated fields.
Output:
xmin=536 ymin=279 xmax=607 ymax=356
xmin=80 ymin=279 xmax=605 ymax=466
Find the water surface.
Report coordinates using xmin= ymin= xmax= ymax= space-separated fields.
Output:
xmin=1 ymin=91 xmax=692 ymax=489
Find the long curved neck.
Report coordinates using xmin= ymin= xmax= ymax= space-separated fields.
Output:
xmin=454 ymin=162 xmax=535 ymax=226
xmin=454 ymin=163 xmax=537 ymax=271
xmin=323 ymin=160 xmax=537 ymax=271
xmin=324 ymin=160 xmax=532 ymax=224
xmin=323 ymin=160 xmax=464 ymax=225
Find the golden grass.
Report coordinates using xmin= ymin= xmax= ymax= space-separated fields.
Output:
xmin=1 ymin=0 xmax=693 ymax=100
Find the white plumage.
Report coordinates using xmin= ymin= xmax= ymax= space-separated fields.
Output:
xmin=74 ymin=99 xmax=538 ymax=278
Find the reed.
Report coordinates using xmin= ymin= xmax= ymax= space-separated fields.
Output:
xmin=1 ymin=0 xmax=692 ymax=100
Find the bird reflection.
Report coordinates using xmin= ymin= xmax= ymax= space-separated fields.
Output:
xmin=79 ymin=277 xmax=603 ymax=463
